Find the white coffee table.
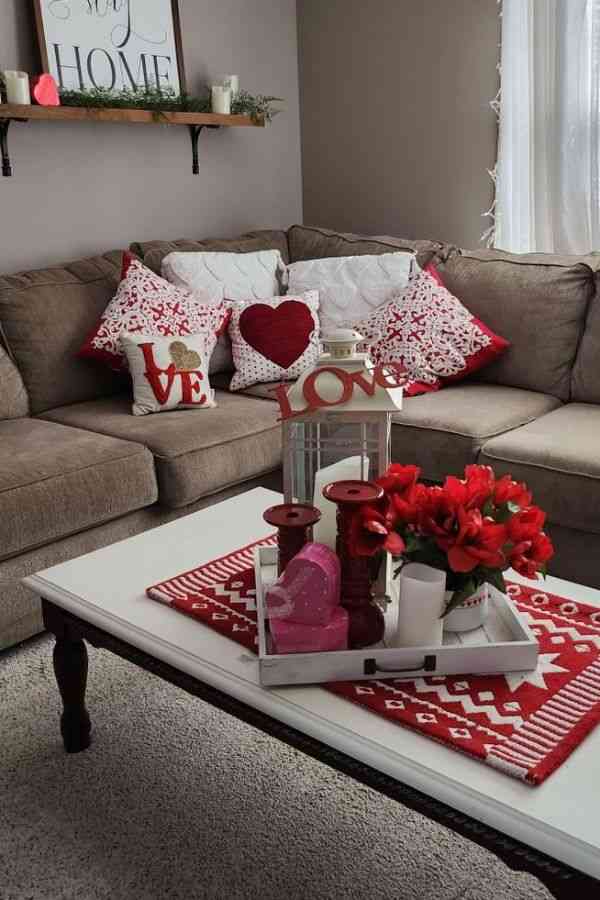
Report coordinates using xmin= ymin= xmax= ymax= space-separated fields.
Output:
xmin=24 ymin=488 xmax=600 ymax=897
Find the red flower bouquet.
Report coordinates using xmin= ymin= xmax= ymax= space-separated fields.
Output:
xmin=349 ymin=463 xmax=554 ymax=616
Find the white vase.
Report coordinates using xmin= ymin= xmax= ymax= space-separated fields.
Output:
xmin=443 ymin=583 xmax=490 ymax=633
xmin=395 ymin=563 xmax=446 ymax=648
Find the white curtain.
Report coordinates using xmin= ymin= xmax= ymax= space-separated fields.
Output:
xmin=495 ymin=0 xmax=600 ymax=253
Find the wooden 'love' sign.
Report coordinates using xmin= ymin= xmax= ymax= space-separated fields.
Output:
xmin=272 ymin=363 xmax=408 ymax=421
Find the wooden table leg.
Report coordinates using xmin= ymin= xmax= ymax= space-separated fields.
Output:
xmin=43 ymin=601 xmax=92 ymax=753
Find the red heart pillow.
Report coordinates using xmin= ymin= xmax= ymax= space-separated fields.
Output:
xmin=239 ymin=300 xmax=315 ymax=370
xmin=229 ymin=292 xmax=320 ymax=390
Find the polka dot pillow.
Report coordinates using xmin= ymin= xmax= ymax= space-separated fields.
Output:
xmin=228 ymin=292 xmax=320 ymax=391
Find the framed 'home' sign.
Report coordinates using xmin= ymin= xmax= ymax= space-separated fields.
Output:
xmin=33 ymin=1 xmax=186 ymax=93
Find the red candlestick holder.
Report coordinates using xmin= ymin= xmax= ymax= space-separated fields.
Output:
xmin=322 ymin=480 xmax=385 ymax=649
xmin=263 ymin=503 xmax=322 ymax=574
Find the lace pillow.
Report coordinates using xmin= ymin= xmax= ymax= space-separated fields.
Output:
xmin=356 ymin=265 xmax=509 ymax=396
xmin=79 ymin=254 xmax=229 ymax=373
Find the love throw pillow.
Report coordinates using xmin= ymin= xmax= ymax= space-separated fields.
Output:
xmin=120 ymin=333 xmax=216 ymax=416
xmin=79 ymin=254 xmax=229 ymax=372
xmin=287 ymin=253 xmax=414 ymax=334
xmin=228 ymin=292 xmax=320 ymax=391
xmin=356 ymin=266 xmax=509 ymax=396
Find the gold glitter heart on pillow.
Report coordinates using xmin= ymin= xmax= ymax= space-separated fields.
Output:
xmin=169 ymin=340 xmax=202 ymax=371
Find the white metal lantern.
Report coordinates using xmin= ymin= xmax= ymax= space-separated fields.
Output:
xmin=281 ymin=329 xmax=404 ymax=549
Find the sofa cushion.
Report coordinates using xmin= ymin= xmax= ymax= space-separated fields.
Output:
xmin=132 ymin=230 xmax=291 ymax=275
xmin=40 ymin=391 xmax=282 ymax=509
xmin=0 ymin=340 xmax=28 ymax=419
xmin=0 ymin=252 xmax=126 ymax=414
xmin=391 ymin=384 xmax=561 ymax=482
xmin=287 ymin=225 xmax=448 ymax=269
xmin=211 ymin=372 xmax=283 ymax=400
xmin=434 ymin=249 xmax=594 ymax=401
xmin=480 ymin=404 xmax=600 ymax=534
xmin=0 ymin=418 xmax=157 ymax=562
xmin=571 ymin=267 xmax=600 ymax=403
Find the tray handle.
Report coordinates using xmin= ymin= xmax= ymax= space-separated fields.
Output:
xmin=363 ymin=654 xmax=437 ymax=676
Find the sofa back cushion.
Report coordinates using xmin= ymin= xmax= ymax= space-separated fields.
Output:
xmin=434 ymin=249 xmax=594 ymax=401
xmin=287 ymin=224 xmax=447 ymax=269
xmin=571 ymin=263 xmax=600 ymax=403
xmin=0 ymin=336 xmax=28 ymax=419
xmin=0 ymin=252 xmax=126 ymax=414
xmin=132 ymin=229 xmax=290 ymax=275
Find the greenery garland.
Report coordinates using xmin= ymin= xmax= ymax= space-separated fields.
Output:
xmin=57 ymin=86 xmax=282 ymax=123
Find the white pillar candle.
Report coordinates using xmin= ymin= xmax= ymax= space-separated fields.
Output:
xmin=211 ymin=85 xmax=231 ymax=114
xmin=222 ymin=75 xmax=239 ymax=97
xmin=312 ymin=456 xmax=370 ymax=551
xmin=395 ymin=563 xmax=446 ymax=648
xmin=3 ymin=71 xmax=30 ymax=105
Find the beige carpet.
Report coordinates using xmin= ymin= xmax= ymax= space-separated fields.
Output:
xmin=0 ymin=635 xmax=554 ymax=900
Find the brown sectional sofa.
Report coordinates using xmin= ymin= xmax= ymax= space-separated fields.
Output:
xmin=1 ymin=224 xmax=599 ymax=651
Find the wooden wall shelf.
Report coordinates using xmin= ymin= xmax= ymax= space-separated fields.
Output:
xmin=0 ymin=104 xmax=264 ymax=177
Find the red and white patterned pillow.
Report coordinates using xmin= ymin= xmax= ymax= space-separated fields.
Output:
xmin=356 ymin=265 xmax=509 ymax=396
xmin=79 ymin=254 xmax=230 ymax=372
xmin=228 ymin=292 xmax=320 ymax=391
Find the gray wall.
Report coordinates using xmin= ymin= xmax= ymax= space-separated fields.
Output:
xmin=297 ymin=0 xmax=500 ymax=248
xmin=0 ymin=0 xmax=302 ymax=273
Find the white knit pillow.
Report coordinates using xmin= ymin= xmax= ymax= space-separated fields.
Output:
xmin=287 ymin=253 xmax=414 ymax=334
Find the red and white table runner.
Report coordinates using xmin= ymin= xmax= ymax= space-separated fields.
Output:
xmin=147 ymin=537 xmax=600 ymax=785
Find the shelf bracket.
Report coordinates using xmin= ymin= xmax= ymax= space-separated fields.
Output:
xmin=188 ymin=124 xmax=221 ymax=175
xmin=1 ymin=119 xmax=13 ymax=178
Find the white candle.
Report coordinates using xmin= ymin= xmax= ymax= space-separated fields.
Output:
xmin=312 ymin=456 xmax=370 ymax=550
xmin=222 ymin=75 xmax=239 ymax=97
xmin=396 ymin=563 xmax=446 ymax=647
xmin=3 ymin=71 xmax=30 ymax=105
xmin=211 ymin=85 xmax=231 ymax=115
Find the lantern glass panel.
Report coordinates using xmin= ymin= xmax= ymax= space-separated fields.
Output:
xmin=284 ymin=414 xmax=391 ymax=504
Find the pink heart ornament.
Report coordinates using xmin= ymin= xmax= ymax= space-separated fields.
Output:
xmin=32 ymin=74 xmax=60 ymax=107
xmin=266 ymin=543 xmax=341 ymax=626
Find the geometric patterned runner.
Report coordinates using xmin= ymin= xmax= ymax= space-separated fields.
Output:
xmin=147 ymin=537 xmax=600 ymax=785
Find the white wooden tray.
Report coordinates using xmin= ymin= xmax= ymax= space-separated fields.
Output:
xmin=254 ymin=547 xmax=539 ymax=687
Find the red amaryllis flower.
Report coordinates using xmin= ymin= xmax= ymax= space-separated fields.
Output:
xmin=348 ymin=501 xmax=405 ymax=558
xmin=510 ymin=531 xmax=554 ymax=579
xmin=416 ymin=485 xmax=457 ymax=541
xmin=506 ymin=506 xmax=546 ymax=544
xmin=391 ymin=482 xmax=429 ymax=525
xmin=377 ymin=464 xmax=421 ymax=497
xmin=493 ymin=474 xmax=532 ymax=509
xmin=440 ymin=506 xmax=507 ymax=573
xmin=444 ymin=465 xmax=495 ymax=511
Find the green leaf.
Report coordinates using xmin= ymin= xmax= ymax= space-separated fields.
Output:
xmin=442 ymin=579 xmax=477 ymax=618
xmin=485 ymin=569 xmax=506 ymax=594
xmin=403 ymin=532 xmax=422 ymax=554
xmin=482 ymin=499 xmax=495 ymax=518
xmin=494 ymin=503 xmax=515 ymax=524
